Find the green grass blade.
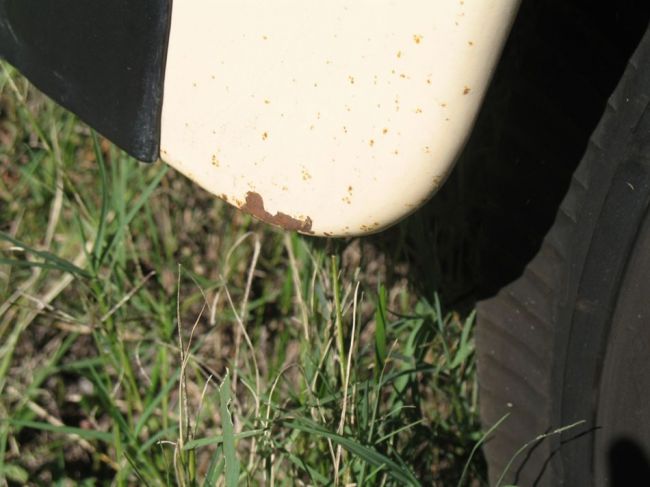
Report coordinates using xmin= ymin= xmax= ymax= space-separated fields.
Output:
xmin=87 ymin=367 xmax=132 ymax=439
xmin=100 ymin=165 xmax=168 ymax=265
xmin=8 ymin=419 xmax=113 ymax=442
xmin=285 ymin=452 xmax=330 ymax=484
xmin=282 ymin=417 xmax=421 ymax=486
xmin=0 ymin=258 xmax=81 ymax=275
xmin=202 ymin=446 xmax=224 ymax=487
xmin=184 ymin=429 xmax=264 ymax=450
xmin=90 ymin=131 xmax=109 ymax=270
xmin=374 ymin=419 xmax=425 ymax=445
xmin=495 ymin=420 xmax=586 ymax=487
xmin=219 ymin=371 xmax=240 ymax=487
xmin=374 ymin=284 xmax=388 ymax=374
xmin=0 ymin=231 xmax=90 ymax=278
xmin=135 ymin=368 xmax=181 ymax=436
xmin=123 ymin=450 xmax=153 ymax=487
xmin=450 ymin=310 xmax=476 ymax=370
xmin=457 ymin=413 xmax=509 ymax=487
xmin=138 ymin=426 xmax=179 ymax=455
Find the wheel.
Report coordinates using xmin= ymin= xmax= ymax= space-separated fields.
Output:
xmin=476 ymin=20 xmax=650 ymax=487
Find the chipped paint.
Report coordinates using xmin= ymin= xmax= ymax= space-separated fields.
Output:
xmin=241 ymin=191 xmax=313 ymax=233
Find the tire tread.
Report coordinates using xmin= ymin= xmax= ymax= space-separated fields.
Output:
xmin=476 ymin=25 xmax=650 ymax=486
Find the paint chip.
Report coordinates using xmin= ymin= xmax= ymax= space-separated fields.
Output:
xmin=241 ymin=192 xmax=313 ymax=233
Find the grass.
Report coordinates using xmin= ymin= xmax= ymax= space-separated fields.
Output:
xmin=0 ymin=62 xmax=491 ymax=485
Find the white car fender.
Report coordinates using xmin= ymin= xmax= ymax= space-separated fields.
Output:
xmin=160 ymin=0 xmax=521 ymax=236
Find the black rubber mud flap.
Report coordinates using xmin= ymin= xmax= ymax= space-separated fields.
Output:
xmin=0 ymin=0 xmax=172 ymax=161
xmin=476 ymin=21 xmax=650 ymax=487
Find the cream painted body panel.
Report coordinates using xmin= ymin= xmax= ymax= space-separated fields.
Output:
xmin=161 ymin=0 xmax=520 ymax=236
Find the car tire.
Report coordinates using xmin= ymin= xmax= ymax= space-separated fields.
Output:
xmin=476 ymin=20 xmax=650 ymax=487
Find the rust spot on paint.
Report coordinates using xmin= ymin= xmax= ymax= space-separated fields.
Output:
xmin=382 ymin=128 xmax=389 ymax=135
xmin=413 ymin=34 xmax=423 ymax=44
xmin=241 ymin=192 xmax=313 ymax=233
xmin=219 ymin=194 xmax=229 ymax=203
xmin=342 ymin=186 xmax=353 ymax=205
xmin=211 ymin=155 xmax=220 ymax=167
xmin=262 ymin=131 xmax=269 ymax=140
xmin=360 ymin=222 xmax=381 ymax=233
xmin=463 ymin=86 xmax=471 ymax=95
xmin=369 ymin=139 xmax=375 ymax=147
